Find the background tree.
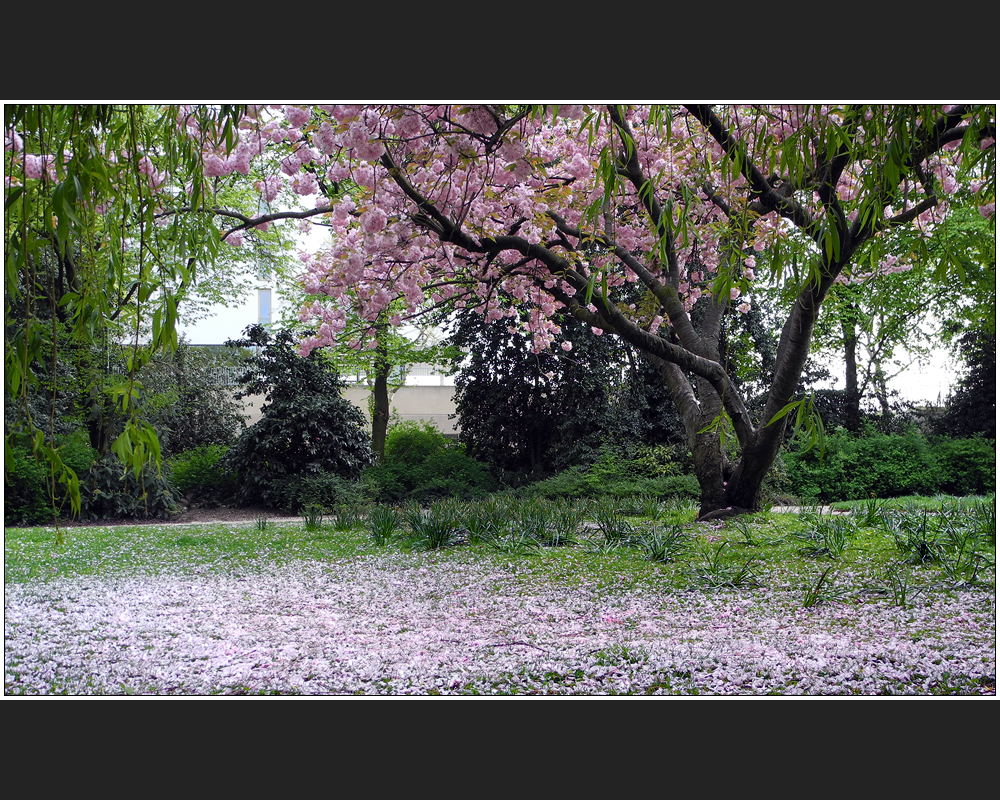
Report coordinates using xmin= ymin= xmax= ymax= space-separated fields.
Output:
xmin=296 ymin=298 xmax=457 ymax=462
xmin=934 ymin=326 xmax=996 ymax=439
xmin=450 ymin=302 xmax=628 ymax=479
xmin=5 ymin=104 xmax=296 ymax=512
xmin=808 ymin=203 xmax=996 ymax=430
xmin=222 ymin=325 xmax=374 ymax=508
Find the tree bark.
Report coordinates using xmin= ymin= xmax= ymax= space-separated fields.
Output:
xmin=370 ymin=327 xmax=391 ymax=464
xmin=843 ymin=313 xmax=861 ymax=432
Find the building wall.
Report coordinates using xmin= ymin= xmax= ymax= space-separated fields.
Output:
xmin=238 ymin=385 xmax=459 ymax=435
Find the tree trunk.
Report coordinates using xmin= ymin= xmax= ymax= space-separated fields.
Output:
xmin=370 ymin=328 xmax=391 ymax=464
xmin=842 ymin=315 xmax=861 ymax=433
xmin=371 ymin=366 xmax=390 ymax=464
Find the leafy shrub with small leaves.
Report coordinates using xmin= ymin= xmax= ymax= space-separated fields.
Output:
xmin=930 ymin=436 xmax=996 ymax=496
xmin=270 ymin=471 xmax=367 ymax=513
xmin=383 ymin=420 xmax=450 ymax=466
xmin=5 ymin=443 xmax=54 ymax=526
xmin=786 ymin=426 xmax=940 ymax=501
xmin=79 ymin=454 xmax=177 ymax=521
xmin=524 ymin=465 xmax=699 ymax=503
xmin=364 ymin=422 xmax=496 ymax=503
xmin=167 ymin=445 xmax=236 ymax=502
xmin=5 ymin=430 xmax=98 ymax=526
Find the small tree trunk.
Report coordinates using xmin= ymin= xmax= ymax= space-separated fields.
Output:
xmin=842 ymin=316 xmax=861 ymax=433
xmin=371 ymin=366 xmax=390 ymax=464
xmin=370 ymin=328 xmax=392 ymax=463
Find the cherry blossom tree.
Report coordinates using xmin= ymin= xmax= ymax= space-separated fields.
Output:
xmin=172 ymin=103 xmax=992 ymax=517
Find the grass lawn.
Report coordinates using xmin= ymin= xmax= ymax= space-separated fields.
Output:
xmin=4 ymin=495 xmax=995 ymax=696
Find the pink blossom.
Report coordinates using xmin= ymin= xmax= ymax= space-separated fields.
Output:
xmin=6 ymin=130 xmax=23 ymax=152
xmin=564 ymin=153 xmax=592 ymax=180
xmin=561 ymin=341 xmax=573 ymax=352
xmin=23 ymin=154 xmax=45 ymax=179
xmin=279 ymin=154 xmax=301 ymax=176
xmin=361 ymin=208 xmax=387 ymax=234
xmin=283 ymin=105 xmax=311 ymax=128
xmin=203 ymin=154 xmax=230 ymax=177
xmin=292 ymin=173 xmax=319 ymax=196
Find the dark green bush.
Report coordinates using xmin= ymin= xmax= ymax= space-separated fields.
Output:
xmin=270 ymin=471 xmax=369 ymax=513
xmin=222 ymin=326 xmax=374 ymax=508
xmin=79 ymin=454 xmax=177 ymax=521
xmin=166 ymin=445 xmax=236 ymax=502
xmin=5 ymin=444 xmax=52 ymax=526
xmin=364 ymin=423 xmax=496 ymax=503
xmin=930 ymin=436 xmax=996 ymax=496
xmin=4 ymin=430 xmax=98 ymax=526
xmin=785 ymin=426 xmax=988 ymax=502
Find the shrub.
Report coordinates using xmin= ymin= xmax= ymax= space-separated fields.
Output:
xmin=522 ymin=458 xmax=700 ymax=503
xmin=79 ymin=454 xmax=177 ymax=521
xmin=166 ymin=445 xmax=237 ymax=503
xmin=4 ymin=430 xmax=98 ymax=526
xmin=930 ymin=436 xmax=996 ymax=496
xmin=222 ymin=326 xmax=374 ymax=508
xmin=5 ymin=444 xmax=52 ymax=526
xmin=383 ymin=420 xmax=450 ymax=466
xmin=270 ymin=471 xmax=368 ymax=513
xmin=786 ymin=426 xmax=950 ymax=502
xmin=364 ymin=422 xmax=497 ymax=503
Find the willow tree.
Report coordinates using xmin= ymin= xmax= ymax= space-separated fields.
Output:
xmin=5 ymin=105 xmax=296 ymax=513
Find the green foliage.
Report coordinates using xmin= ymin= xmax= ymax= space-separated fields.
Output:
xmin=639 ymin=525 xmax=691 ymax=563
xmin=404 ymin=500 xmax=464 ymax=550
xmin=4 ymin=430 xmax=97 ymax=526
xmin=79 ymin=453 xmax=177 ymax=521
xmin=935 ymin=328 xmax=995 ymax=439
xmin=5 ymin=104 xmax=254 ymax=513
xmin=5 ymin=444 xmax=53 ymax=526
xmin=270 ymin=472 xmax=366 ymax=514
xmin=166 ymin=445 xmax=236 ymax=502
xmin=383 ymin=420 xmax=450 ymax=466
xmin=139 ymin=343 xmax=248 ymax=458
xmin=930 ymin=436 xmax=996 ymax=496
xmin=302 ymin=504 xmax=325 ymax=532
xmin=222 ymin=325 xmax=374 ymax=509
xmin=786 ymin=426 xmax=942 ymax=502
xmin=329 ymin=506 xmax=362 ymax=532
xmin=522 ymin=448 xmax=701 ymax=503
xmin=450 ymin=304 xmax=661 ymax=479
xmin=363 ymin=420 xmax=496 ymax=503
xmin=790 ymin=516 xmax=856 ymax=560
xmin=366 ymin=505 xmax=399 ymax=546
